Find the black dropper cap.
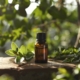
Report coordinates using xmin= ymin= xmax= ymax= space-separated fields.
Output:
xmin=37 ymin=33 xmax=46 ymax=43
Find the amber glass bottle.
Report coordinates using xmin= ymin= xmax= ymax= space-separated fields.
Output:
xmin=35 ymin=33 xmax=48 ymax=63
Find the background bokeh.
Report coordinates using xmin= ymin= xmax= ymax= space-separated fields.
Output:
xmin=0 ymin=0 xmax=79 ymax=56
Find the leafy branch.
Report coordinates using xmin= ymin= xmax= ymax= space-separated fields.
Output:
xmin=5 ymin=42 xmax=34 ymax=63
xmin=49 ymin=47 xmax=80 ymax=63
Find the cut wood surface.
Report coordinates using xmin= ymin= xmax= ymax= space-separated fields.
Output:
xmin=0 ymin=57 xmax=76 ymax=80
xmin=0 ymin=57 xmax=76 ymax=69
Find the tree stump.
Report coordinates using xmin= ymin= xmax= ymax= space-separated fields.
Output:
xmin=0 ymin=57 xmax=76 ymax=80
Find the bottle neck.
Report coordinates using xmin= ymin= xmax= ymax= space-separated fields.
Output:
xmin=37 ymin=39 xmax=46 ymax=44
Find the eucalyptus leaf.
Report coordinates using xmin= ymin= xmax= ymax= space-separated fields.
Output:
xmin=5 ymin=49 xmax=17 ymax=56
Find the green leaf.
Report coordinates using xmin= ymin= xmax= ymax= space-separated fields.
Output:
xmin=48 ymin=6 xmax=59 ymax=19
xmin=5 ymin=49 xmax=16 ymax=56
xmin=11 ymin=42 xmax=18 ymax=51
xmin=59 ymin=7 xmax=67 ymax=20
xmin=25 ymin=52 xmax=34 ymax=61
xmin=18 ymin=7 xmax=27 ymax=17
xmin=68 ymin=10 xmax=77 ymax=22
xmin=15 ymin=56 xmax=22 ymax=63
xmin=5 ymin=4 xmax=17 ymax=20
xmin=39 ymin=0 xmax=53 ymax=12
xmin=19 ymin=0 xmax=30 ymax=9
xmin=12 ymin=0 xmax=18 ymax=4
xmin=0 ymin=0 xmax=8 ymax=6
xmin=18 ymin=45 xmax=27 ymax=55
xmin=58 ymin=68 xmax=68 ymax=74
xmin=35 ymin=0 xmax=39 ymax=2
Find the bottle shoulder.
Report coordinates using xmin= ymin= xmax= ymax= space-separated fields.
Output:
xmin=35 ymin=42 xmax=48 ymax=48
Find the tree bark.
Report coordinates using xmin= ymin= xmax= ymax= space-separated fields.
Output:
xmin=74 ymin=0 xmax=80 ymax=47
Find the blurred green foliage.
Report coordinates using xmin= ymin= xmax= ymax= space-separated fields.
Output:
xmin=0 ymin=74 xmax=14 ymax=80
xmin=52 ymin=64 xmax=80 ymax=80
xmin=0 ymin=0 xmax=79 ymax=58
xmin=49 ymin=47 xmax=80 ymax=63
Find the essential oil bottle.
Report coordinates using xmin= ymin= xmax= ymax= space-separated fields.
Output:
xmin=35 ymin=32 xmax=48 ymax=63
